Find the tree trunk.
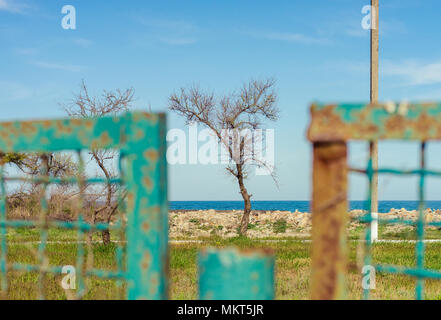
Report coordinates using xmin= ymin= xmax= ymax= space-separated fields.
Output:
xmin=239 ymin=192 xmax=252 ymax=236
xmin=237 ymin=164 xmax=252 ymax=236
xmin=102 ymin=229 xmax=111 ymax=245
xmin=92 ymin=153 xmax=113 ymax=246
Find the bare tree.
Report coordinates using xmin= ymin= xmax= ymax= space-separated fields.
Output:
xmin=25 ymin=153 xmax=88 ymax=202
xmin=2 ymin=152 xmax=78 ymax=197
xmin=169 ymin=78 xmax=279 ymax=235
xmin=20 ymin=153 xmax=76 ymax=178
xmin=62 ymin=81 xmax=134 ymax=244
xmin=4 ymin=152 xmax=81 ymax=221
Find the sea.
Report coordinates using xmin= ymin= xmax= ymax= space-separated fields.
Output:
xmin=169 ymin=201 xmax=441 ymax=213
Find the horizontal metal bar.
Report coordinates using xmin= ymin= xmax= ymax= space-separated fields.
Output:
xmin=0 ymin=220 xmax=122 ymax=231
xmin=8 ymin=263 xmax=126 ymax=279
xmin=355 ymin=215 xmax=441 ymax=228
xmin=376 ymin=264 xmax=441 ymax=280
xmin=0 ymin=111 xmax=164 ymax=152
xmin=308 ymin=102 xmax=441 ymax=142
xmin=86 ymin=269 xmax=127 ymax=280
xmin=349 ymin=167 xmax=441 ymax=176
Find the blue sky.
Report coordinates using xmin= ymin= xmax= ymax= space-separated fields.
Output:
xmin=2 ymin=0 xmax=441 ymax=201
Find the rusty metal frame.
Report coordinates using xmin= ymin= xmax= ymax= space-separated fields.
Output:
xmin=308 ymin=102 xmax=441 ymax=300
xmin=308 ymin=102 xmax=441 ymax=142
xmin=0 ymin=111 xmax=168 ymax=300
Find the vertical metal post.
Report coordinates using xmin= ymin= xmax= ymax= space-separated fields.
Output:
xmin=198 ymin=248 xmax=275 ymax=300
xmin=369 ymin=142 xmax=378 ymax=243
xmin=415 ymin=142 xmax=426 ymax=300
xmin=311 ymin=142 xmax=348 ymax=300
xmin=370 ymin=0 xmax=380 ymax=230
xmin=125 ymin=113 xmax=169 ymax=300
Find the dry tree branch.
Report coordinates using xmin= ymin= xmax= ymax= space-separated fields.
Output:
xmin=168 ymin=78 xmax=279 ymax=235
xmin=60 ymin=81 xmax=135 ymax=244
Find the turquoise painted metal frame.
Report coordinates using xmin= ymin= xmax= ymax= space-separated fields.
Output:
xmin=308 ymin=102 xmax=441 ymax=300
xmin=0 ymin=111 xmax=168 ymax=300
xmin=198 ymin=248 xmax=275 ymax=300
xmin=308 ymin=102 xmax=441 ymax=142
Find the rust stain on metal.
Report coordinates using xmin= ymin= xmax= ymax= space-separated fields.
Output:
xmin=150 ymin=273 xmax=159 ymax=286
xmin=126 ymin=192 xmax=134 ymax=212
xmin=142 ymin=221 xmax=150 ymax=232
xmin=414 ymin=112 xmax=435 ymax=137
xmin=71 ymin=118 xmax=82 ymax=127
xmin=134 ymin=112 xmax=158 ymax=124
xmin=21 ymin=122 xmax=38 ymax=136
xmin=141 ymin=252 xmax=151 ymax=270
xmin=85 ymin=120 xmax=94 ymax=129
xmin=384 ymin=115 xmax=405 ymax=136
xmin=311 ymin=142 xmax=348 ymax=300
xmin=135 ymin=129 xmax=145 ymax=140
xmin=55 ymin=121 xmax=73 ymax=135
xmin=142 ymin=177 xmax=153 ymax=190
xmin=144 ymin=149 xmax=159 ymax=162
xmin=91 ymin=132 xmax=113 ymax=149
xmin=42 ymin=120 xmax=52 ymax=129
xmin=308 ymin=102 xmax=441 ymax=142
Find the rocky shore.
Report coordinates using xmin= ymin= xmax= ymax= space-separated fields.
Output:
xmin=169 ymin=208 xmax=441 ymax=238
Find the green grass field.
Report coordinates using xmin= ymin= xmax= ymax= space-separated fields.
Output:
xmin=3 ymin=227 xmax=441 ymax=300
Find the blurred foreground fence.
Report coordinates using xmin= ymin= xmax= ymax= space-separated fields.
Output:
xmin=0 ymin=112 xmax=275 ymax=300
xmin=308 ymin=102 xmax=441 ymax=300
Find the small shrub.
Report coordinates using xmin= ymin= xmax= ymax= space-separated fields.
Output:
xmin=273 ymin=219 xmax=287 ymax=234
xmin=248 ymin=223 xmax=258 ymax=230
xmin=235 ymin=223 xmax=259 ymax=235
xmin=62 ymin=207 xmax=72 ymax=216
xmin=198 ymin=225 xmax=211 ymax=231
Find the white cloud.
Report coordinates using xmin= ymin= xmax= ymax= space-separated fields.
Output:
xmin=383 ymin=60 xmax=441 ymax=86
xmin=326 ymin=58 xmax=441 ymax=87
xmin=345 ymin=28 xmax=368 ymax=38
xmin=31 ymin=61 xmax=84 ymax=72
xmin=247 ymin=31 xmax=330 ymax=45
xmin=0 ymin=0 xmax=28 ymax=13
xmin=0 ymin=81 xmax=35 ymax=101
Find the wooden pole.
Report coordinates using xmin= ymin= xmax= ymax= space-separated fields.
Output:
xmin=370 ymin=0 xmax=379 ymax=228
